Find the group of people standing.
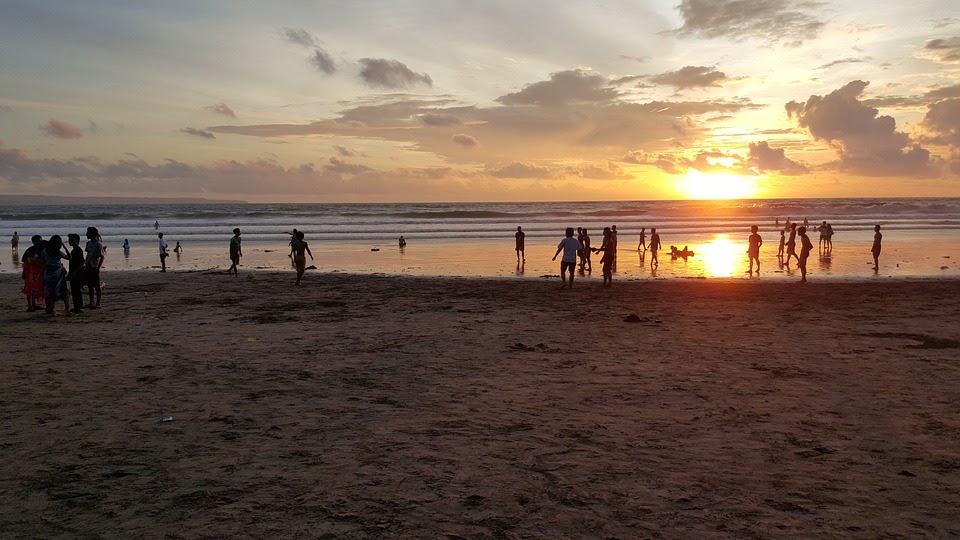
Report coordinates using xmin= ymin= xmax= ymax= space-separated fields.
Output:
xmin=17 ymin=227 xmax=104 ymax=316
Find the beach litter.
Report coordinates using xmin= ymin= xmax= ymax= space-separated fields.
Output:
xmin=161 ymin=416 xmax=173 ymax=422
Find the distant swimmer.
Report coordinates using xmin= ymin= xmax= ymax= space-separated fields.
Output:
xmin=11 ymin=231 xmax=19 ymax=254
xmin=399 ymin=235 xmax=407 ymax=248
xmin=154 ymin=220 xmax=160 ymax=230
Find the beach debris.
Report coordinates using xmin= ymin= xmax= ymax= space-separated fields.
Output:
xmin=306 ymin=265 xmax=317 ymax=270
xmin=371 ymin=248 xmax=380 ymax=251
xmin=623 ymin=314 xmax=662 ymax=324
xmin=246 ymin=272 xmax=255 ymax=281
xmin=161 ymin=416 xmax=173 ymax=423
xmin=898 ymin=470 xmax=917 ymax=477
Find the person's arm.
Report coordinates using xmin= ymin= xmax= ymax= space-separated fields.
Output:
xmin=306 ymin=244 xmax=313 ymax=260
xmin=552 ymin=243 xmax=563 ymax=260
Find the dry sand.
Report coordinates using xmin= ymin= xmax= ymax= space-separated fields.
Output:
xmin=2 ymin=271 xmax=960 ymax=538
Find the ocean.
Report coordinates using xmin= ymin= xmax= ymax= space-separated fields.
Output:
xmin=2 ymin=198 xmax=959 ymax=280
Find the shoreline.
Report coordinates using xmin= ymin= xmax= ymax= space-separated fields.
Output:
xmin=2 ymin=272 xmax=959 ymax=536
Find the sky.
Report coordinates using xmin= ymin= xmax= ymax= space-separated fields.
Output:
xmin=1 ymin=0 xmax=959 ymax=203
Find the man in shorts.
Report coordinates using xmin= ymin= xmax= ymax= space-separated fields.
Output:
xmin=85 ymin=227 xmax=104 ymax=307
xmin=515 ymin=226 xmax=525 ymax=263
xmin=552 ymin=227 xmax=582 ymax=289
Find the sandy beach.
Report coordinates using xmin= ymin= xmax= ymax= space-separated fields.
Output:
xmin=2 ymin=271 xmax=960 ymax=538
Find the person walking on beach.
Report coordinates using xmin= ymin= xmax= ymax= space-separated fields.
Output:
xmin=11 ymin=231 xmax=19 ymax=256
xmin=826 ymin=223 xmax=834 ymax=251
xmin=798 ymin=226 xmax=813 ymax=283
xmin=818 ymin=221 xmax=828 ymax=252
xmin=173 ymin=242 xmax=182 ymax=255
xmin=291 ymin=230 xmax=314 ymax=286
xmin=552 ymin=227 xmax=582 ymax=289
xmin=649 ymin=228 xmax=661 ymax=266
xmin=784 ymin=223 xmax=798 ymax=266
xmin=67 ymin=234 xmax=85 ymax=314
xmin=637 ymin=227 xmax=646 ymax=253
xmin=777 ymin=228 xmax=785 ymax=259
xmin=747 ymin=225 xmax=763 ymax=274
xmin=871 ymin=224 xmax=882 ymax=271
xmin=158 ymin=232 xmax=168 ymax=272
xmin=228 ymin=228 xmax=242 ymax=275
xmin=122 ymin=239 xmax=130 ymax=252
xmin=85 ymin=227 xmax=104 ymax=308
xmin=593 ymin=227 xmax=615 ymax=287
xmin=515 ymin=226 xmax=525 ymax=263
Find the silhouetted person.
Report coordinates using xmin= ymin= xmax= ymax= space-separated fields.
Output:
xmin=158 ymin=232 xmax=168 ymax=272
xmin=228 ymin=228 xmax=242 ymax=275
xmin=593 ymin=227 xmax=615 ymax=287
xmin=748 ymin=225 xmax=762 ymax=274
xmin=785 ymin=223 xmax=798 ymax=266
xmin=818 ymin=221 xmax=828 ymax=252
xmin=291 ymin=230 xmax=314 ymax=286
xmin=777 ymin=229 xmax=785 ymax=259
xmin=649 ymin=228 xmax=661 ymax=266
xmin=611 ymin=225 xmax=618 ymax=272
xmin=11 ymin=231 xmax=19 ymax=256
xmin=798 ymin=226 xmax=813 ymax=283
xmin=580 ymin=228 xmax=592 ymax=272
xmin=515 ymin=226 xmax=525 ymax=262
xmin=871 ymin=224 xmax=882 ymax=271
xmin=398 ymin=235 xmax=406 ymax=248
xmin=552 ymin=227 xmax=581 ymax=289
xmin=637 ymin=227 xmax=646 ymax=253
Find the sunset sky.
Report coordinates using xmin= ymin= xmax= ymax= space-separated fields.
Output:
xmin=1 ymin=0 xmax=959 ymax=202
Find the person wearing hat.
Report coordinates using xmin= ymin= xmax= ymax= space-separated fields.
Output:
xmin=228 ymin=228 xmax=242 ymax=275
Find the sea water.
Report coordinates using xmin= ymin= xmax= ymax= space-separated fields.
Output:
xmin=2 ymin=198 xmax=958 ymax=280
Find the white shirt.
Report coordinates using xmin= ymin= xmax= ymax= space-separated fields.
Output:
xmin=557 ymin=237 xmax=582 ymax=263
xmin=159 ymin=238 xmax=168 ymax=255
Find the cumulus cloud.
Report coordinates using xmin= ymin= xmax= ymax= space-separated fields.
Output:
xmin=786 ymin=80 xmax=933 ymax=176
xmin=310 ymin=49 xmax=337 ymax=74
xmin=566 ymin=162 xmax=631 ymax=180
xmin=923 ymin=37 xmax=960 ymax=63
xmin=180 ymin=127 xmax=215 ymax=139
xmin=334 ymin=145 xmax=357 ymax=157
xmin=204 ymin=102 xmax=236 ymax=118
xmin=746 ymin=141 xmax=808 ymax=174
xmin=358 ymin=58 xmax=432 ymax=89
xmin=279 ymin=27 xmax=317 ymax=48
xmin=921 ymin=98 xmax=960 ymax=145
xmin=671 ymin=0 xmax=825 ymax=46
xmin=452 ymin=134 xmax=478 ymax=147
xmin=40 ymin=119 xmax=83 ymax=139
xmin=621 ymin=149 xmax=741 ymax=175
xmin=486 ymin=162 xmax=554 ymax=178
xmin=648 ymin=66 xmax=731 ymax=89
xmin=496 ymin=69 xmax=618 ymax=107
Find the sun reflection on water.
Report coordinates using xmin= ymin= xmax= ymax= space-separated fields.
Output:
xmin=699 ymin=234 xmax=741 ymax=277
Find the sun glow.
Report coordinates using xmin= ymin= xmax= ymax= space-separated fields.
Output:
xmin=699 ymin=234 xmax=741 ymax=277
xmin=680 ymin=169 xmax=759 ymax=200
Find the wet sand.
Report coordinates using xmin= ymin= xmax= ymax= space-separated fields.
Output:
xmin=2 ymin=271 xmax=960 ymax=537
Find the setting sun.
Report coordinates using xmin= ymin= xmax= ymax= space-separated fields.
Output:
xmin=680 ymin=170 xmax=760 ymax=200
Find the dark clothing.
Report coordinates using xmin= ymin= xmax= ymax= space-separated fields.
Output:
xmin=21 ymin=244 xmax=40 ymax=264
xmin=69 ymin=246 xmax=85 ymax=309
